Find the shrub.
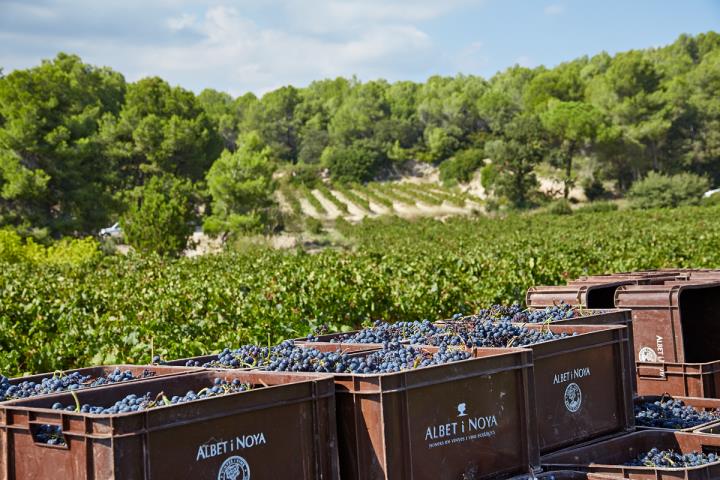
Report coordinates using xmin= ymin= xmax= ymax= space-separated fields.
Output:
xmin=439 ymin=149 xmax=484 ymax=186
xmin=305 ymin=217 xmax=323 ymax=234
xmin=204 ymin=134 xmax=276 ymax=237
xmin=547 ymin=199 xmax=573 ymax=215
xmin=582 ymin=177 xmax=607 ymax=201
xmin=287 ymin=162 xmax=322 ymax=186
xmin=121 ymin=175 xmax=197 ymax=257
xmin=0 ymin=228 xmax=100 ymax=266
xmin=480 ymin=163 xmax=498 ymax=192
xmin=628 ymin=172 xmax=710 ymax=209
xmin=321 ymin=145 xmax=380 ymax=184
xmin=576 ymin=201 xmax=619 ymax=213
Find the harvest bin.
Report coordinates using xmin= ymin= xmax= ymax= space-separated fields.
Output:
xmin=304 ymin=323 xmax=635 ymax=455
xmin=634 ymin=395 xmax=720 ymax=432
xmin=636 ymin=359 xmax=720 ymax=398
xmin=316 ymin=347 xmax=538 ymax=480
xmin=614 ymin=282 xmax=720 ymax=364
xmin=541 ymin=430 xmax=720 ymax=480
xmin=675 ymin=271 xmax=720 ymax=282
xmin=508 ymin=324 xmax=634 ymax=454
xmin=1 ymin=365 xmax=196 ymax=403
xmin=440 ymin=308 xmax=637 ymax=396
xmin=438 ymin=307 xmax=637 ymax=394
xmin=527 ymin=283 xmax=637 ymax=309
xmin=0 ymin=370 xmax=339 ymax=479
xmin=526 ymin=272 xmax=678 ymax=310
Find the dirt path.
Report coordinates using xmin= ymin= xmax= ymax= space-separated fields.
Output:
xmin=367 ymin=200 xmax=392 ymax=215
xmin=185 ymin=231 xmax=224 ymax=257
xmin=274 ymin=190 xmax=293 ymax=213
xmin=355 ymin=188 xmax=393 ymax=215
xmin=390 ymin=199 xmax=472 ymax=219
xmin=330 ymin=190 xmax=369 ymax=221
xmin=298 ymin=196 xmax=321 ymax=218
xmin=459 ymin=173 xmax=487 ymax=200
xmin=311 ymin=189 xmax=342 ymax=219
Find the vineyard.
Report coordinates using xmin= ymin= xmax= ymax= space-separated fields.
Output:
xmin=2 ymin=205 xmax=720 ymax=377
xmin=276 ymin=180 xmax=483 ymax=223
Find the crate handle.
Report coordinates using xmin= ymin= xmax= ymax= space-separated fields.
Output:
xmin=28 ymin=421 xmax=69 ymax=448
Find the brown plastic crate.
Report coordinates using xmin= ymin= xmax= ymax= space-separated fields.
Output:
xmin=307 ymin=323 xmax=634 ymax=456
xmin=1 ymin=365 xmax=195 ymax=403
xmin=507 ymin=324 xmax=635 ymax=454
xmin=527 ymin=284 xmax=635 ymax=309
xmin=634 ymin=395 xmax=720 ymax=432
xmin=615 ymin=282 xmax=720 ymax=364
xmin=536 ymin=310 xmax=636 ymax=395
xmin=439 ymin=308 xmax=638 ymax=397
xmin=541 ymin=430 xmax=720 ymax=480
xmin=636 ymin=360 xmax=720 ymax=398
xmin=526 ymin=273 xmax=677 ymax=310
xmin=675 ymin=271 xmax=720 ymax=282
xmin=0 ymin=370 xmax=339 ymax=479
xmin=329 ymin=346 xmax=540 ymax=480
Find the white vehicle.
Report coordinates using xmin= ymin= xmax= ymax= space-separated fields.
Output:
xmin=703 ymin=188 xmax=720 ymax=198
xmin=99 ymin=222 xmax=122 ymax=237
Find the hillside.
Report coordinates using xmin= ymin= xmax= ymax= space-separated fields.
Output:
xmin=277 ymin=179 xmax=483 ymax=224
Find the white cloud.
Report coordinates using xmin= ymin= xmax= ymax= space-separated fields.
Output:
xmin=544 ymin=4 xmax=565 ymax=15
xmin=136 ymin=5 xmax=436 ymax=94
xmin=167 ymin=13 xmax=196 ymax=31
xmin=0 ymin=0 xmax=478 ymax=94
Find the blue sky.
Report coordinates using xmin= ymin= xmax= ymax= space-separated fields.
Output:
xmin=1 ymin=0 xmax=718 ymax=96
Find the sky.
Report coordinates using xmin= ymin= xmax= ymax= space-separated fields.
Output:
xmin=1 ymin=0 xmax=718 ymax=96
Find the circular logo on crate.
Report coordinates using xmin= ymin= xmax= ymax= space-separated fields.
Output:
xmin=217 ymin=455 xmax=251 ymax=480
xmin=564 ymin=382 xmax=582 ymax=413
xmin=638 ymin=347 xmax=658 ymax=363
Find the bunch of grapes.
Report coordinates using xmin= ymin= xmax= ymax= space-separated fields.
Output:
xmin=258 ymin=341 xmax=348 ymax=373
xmin=265 ymin=341 xmax=470 ymax=374
xmin=358 ymin=343 xmax=471 ymax=373
xmin=625 ymin=448 xmax=719 ymax=467
xmin=182 ymin=341 xmax=354 ymax=372
xmin=34 ymin=424 xmax=65 ymax=446
xmin=259 ymin=340 xmax=463 ymax=374
xmin=183 ymin=345 xmax=271 ymax=368
xmin=524 ymin=304 xmax=581 ymax=323
xmin=50 ymin=377 xmax=251 ymax=415
xmin=428 ymin=321 xmax=572 ymax=348
xmin=451 ymin=303 xmax=524 ymax=323
xmin=635 ymin=397 xmax=720 ymax=429
xmin=0 ymin=368 xmax=156 ymax=401
xmin=307 ymin=319 xmax=441 ymax=344
xmin=454 ymin=302 xmax=582 ymax=325
xmin=307 ymin=318 xmax=574 ymax=349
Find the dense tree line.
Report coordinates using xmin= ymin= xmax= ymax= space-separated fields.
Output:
xmin=0 ymin=32 xmax=718 ymax=242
